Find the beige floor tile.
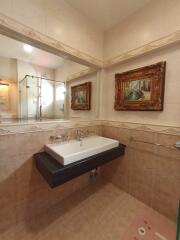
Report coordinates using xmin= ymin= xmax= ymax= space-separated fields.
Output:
xmin=0 ymin=178 xmax=176 ymax=240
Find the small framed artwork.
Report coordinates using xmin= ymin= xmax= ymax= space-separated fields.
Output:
xmin=71 ymin=82 xmax=91 ymax=110
xmin=114 ymin=62 xmax=166 ymax=111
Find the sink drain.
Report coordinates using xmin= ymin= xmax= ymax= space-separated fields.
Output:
xmin=138 ymin=227 xmax=146 ymax=236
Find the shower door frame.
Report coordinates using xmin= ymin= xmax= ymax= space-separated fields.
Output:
xmin=19 ymin=75 xmax=65 ymax=120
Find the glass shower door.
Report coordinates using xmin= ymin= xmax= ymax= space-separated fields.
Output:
xmin=19 ymin=76 xmax=39 ymax=120
xmin=19 ymin=75 xmax=65 ymax=120
xmin=40 ymin=78 xmax=54 ymax=119
xmin=26 ymin=76 xmax=39 ymax=119
xmin=19 ymin=77 xmax=28 ymax=119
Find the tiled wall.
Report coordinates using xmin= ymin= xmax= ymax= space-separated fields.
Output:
xmin=0 ymin=119 xmax=179 ymax=238
xmin=0 ymin=124 xmax=101 ymax=236
xmin=100 ymin=123 xmax=180 ymax=221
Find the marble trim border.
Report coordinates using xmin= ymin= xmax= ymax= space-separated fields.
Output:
xmin=104 ymin=30 xmax=180 ymax=68
xmin=101 ymin=120 xmax=180 ymax=136
xmin=0 ymin=13 xmax=103 ymax=69
xmin=1 ymin=13 xmax=180 ymax=71
xmin=0 ymin=119 xmax=180 ymax=136
xmin=0 ymin=120 xmax=102 ymax=135
xmin=66 ymin=68 xmax=98 ymax=82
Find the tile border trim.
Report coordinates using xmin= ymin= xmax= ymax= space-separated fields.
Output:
xmin=0 ymin=119 xmax=180 ymax=136
xmin=66 ymin=68 xmax=98 ymax=82
xmin=101 ymin=120 xmax=180 ymax=136
xmin=1 ymin=13 xmax=180 ymax=70
xmin=104 ymin=31 xmax=180 ymax=68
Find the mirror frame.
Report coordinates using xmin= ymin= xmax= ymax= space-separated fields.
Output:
xmin=0 ymin=13 xmax=102 ymax=69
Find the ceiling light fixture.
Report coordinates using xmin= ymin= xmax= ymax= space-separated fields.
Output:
xmin=23 ymin=44 xmax=33 ymax=53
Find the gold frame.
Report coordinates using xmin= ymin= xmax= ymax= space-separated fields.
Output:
xmin=71 ymin=82 xmax=91 ymax=110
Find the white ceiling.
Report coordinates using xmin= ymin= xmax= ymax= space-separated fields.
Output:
xmin=66 ymin=0 xmax=151 ymax=31
xmin=0 ymin=34 xmax=64 ymax=69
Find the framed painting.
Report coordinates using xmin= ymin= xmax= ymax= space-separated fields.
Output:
xmin=71 ymin=82 xmax=91 ymax=110
xmin=114 ymin=62 xmax=166 ymax=111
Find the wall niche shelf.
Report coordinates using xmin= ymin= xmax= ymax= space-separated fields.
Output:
xmin=34 ymin=144 xmax=126 ymax=188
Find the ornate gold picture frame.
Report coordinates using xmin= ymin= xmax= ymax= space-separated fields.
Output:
xmin=71 ymin=82 xmax=91 ymax=110
xmin=115 ymin=62 xmax=166 ymax=111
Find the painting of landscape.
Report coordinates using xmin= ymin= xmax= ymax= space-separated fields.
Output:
xmin=124 ymin=78 xmax=151 ymax=101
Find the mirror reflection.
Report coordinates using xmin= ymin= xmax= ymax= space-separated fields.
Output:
xmin=0 ymin=34 xmax=89 ymax=123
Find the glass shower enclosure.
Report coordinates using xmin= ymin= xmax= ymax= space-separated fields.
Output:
xmin=19 ymin=75 xmax=65 ymax=120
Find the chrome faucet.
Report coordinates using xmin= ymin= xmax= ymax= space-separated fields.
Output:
xmin=76 ymin=129 xmax=95 ymax=140
xmin=76 ymin=130 xmax=86 ymax=146
xmin=76 ymin=130 xmax=84 ymax=141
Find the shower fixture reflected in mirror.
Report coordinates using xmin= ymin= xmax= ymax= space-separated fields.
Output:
xmin=19 ymin=74 xmax=66 ymax=121
xmin=0 ymin=33 xmax=90 ymax=124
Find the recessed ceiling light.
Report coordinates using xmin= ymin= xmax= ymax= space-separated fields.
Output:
xmin=23 ymin=44 xmax=33 ymax=53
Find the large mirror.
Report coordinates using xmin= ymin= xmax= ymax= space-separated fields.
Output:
xmin=0 ymin=34 xmax=97 ymax=124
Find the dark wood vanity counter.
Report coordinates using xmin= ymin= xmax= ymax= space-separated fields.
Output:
xmin=34 ymin=143 xmax=126 ymax=188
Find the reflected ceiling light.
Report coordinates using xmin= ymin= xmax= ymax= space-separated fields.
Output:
xmin=23 ymin=44 xmax=33 ymax=53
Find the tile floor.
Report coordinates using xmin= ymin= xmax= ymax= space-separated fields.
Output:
xmin=0 ymin=178 xmax=176 ymax=240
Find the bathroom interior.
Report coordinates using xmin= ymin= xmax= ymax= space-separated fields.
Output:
xmin=0 ymin=0 xmax=180 ymax=239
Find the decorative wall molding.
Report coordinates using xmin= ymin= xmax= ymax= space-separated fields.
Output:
xmin=0 ymin=128 xmax=13 ymax=134
xmin=0 ymin=13 xmax=103 ymax=69
xmin=0 ymin=119 xmax=180 ymax=136
xmin=1 ymin=13 xmax=180 ymax=72
xmin=101 ymin=120 xmax=180 ymax=136
xmin=0 ymin=120 xmax=102 ymax=135
xmin=66 ymin=68 xmax=97 ymax=82
xmin=104 ymin=30 xmax=180 ymax=68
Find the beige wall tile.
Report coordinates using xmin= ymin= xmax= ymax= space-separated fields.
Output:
xmin=0 ymin=134 xmax=18 ymax=158
xmin=0 ymin=125 xmax=103 ymax=231
xmin=101 ymin=125 xmax=180 ymax=221
xmin=152 ymin=175 xmax=180 ymax=220
xmin=0 ymin=122 xmax=179 ymax=229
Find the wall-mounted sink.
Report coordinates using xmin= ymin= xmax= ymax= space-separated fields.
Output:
xmin=45 ymin=136 xmax=119 ymax=165
xmin=34 ymin=136 xmax=125 ymax=187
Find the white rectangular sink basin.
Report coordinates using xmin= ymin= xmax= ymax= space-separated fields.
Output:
xmin=45 ymin=136 xmax=119 ymax=166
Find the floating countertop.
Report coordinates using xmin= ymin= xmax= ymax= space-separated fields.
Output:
xmin=34 ymin=143 xmax=125 ymax=188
